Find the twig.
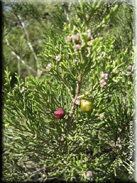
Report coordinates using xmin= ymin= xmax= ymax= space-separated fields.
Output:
xmin=5 ymin=18 xmax=22 ymax=28
xmin=67 ymin=2 xmax=72 ymax=22
xmin=125 ymin=1 xmax=134 ymax=8
xmin=16 ymin=14 xmax=41 ymax=76
xmin=62 ymin=2 xmax=72 ymax=22
xmin=65 ymin=71 xmax=82 ymax=127
xmin=5 ymin=38 xmax=37 ymax=74
xmin=11 ymin=51 xmax=36 ymax=73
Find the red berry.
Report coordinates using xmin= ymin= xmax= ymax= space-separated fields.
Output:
xmin=46 ymin=63 xmax=51 ymax=72
xmin=102 ymin=71 xmax=109 ymax=80
xmin=75 ymin=44 xmax=81 ymax=51
xmin=54 ymin=108 xmax=65 ymax=120
xmin=56 ymin=54 xmax=61 ymax=62
xmin=66 ymin=35 xmax=72 ymax=42
xmin=85 ymin=14 xmax=90 ymax=20
xmin=85 ymin=171 xmax=92 ymax=178
xmin=127 ymin=65 xmax=132 ymax=70
xmin=72 ymin=34 xmax=80 ymax=43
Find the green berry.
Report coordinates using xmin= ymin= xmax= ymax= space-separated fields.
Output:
xmin=80 ymin=99 xmax=92 ymax=112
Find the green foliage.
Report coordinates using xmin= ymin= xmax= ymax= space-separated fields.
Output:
xmin=3 ymin=1 xmax=134 ymax=182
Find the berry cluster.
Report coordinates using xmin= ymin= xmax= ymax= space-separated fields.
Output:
xmin=54 ymin=98 xmax=93 ymax=120
xmin=66 ymin=28 xmax=93 ymax=60
xmin=100 ymin=71 xmax=109 ymax=87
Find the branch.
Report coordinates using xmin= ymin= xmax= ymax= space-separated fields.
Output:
xmin=5 ymin=38 xmax=37 ymax=74
xmin=67 ymin=2 xmax=72 ymax=22
xmin=65 ymin=71 xmax=82 ymax=127
xmin=62 ymin=2 xmax=72 ymax=22
xmin=16 ymin=14 xmax=41 ymax=76
xmin=5 ymin=18 xmax=22 ymax=28
xmin=125 ymin=1 xmax=134 ymax=8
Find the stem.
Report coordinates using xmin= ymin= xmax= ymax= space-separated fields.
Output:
xmin=66 ymin=71 xmax=82 ymax=127
xmin=5 ymin=38 xmax=37 ymax=74
xmin=62 ymin=2 xmax=72 ymax=22
xmin=18 ymin=59 xmax=20 ymax=75
xmin=67 ymin=2 xmax=72 ymax=22
xmin=16 ymin=14 xmax=41 ymax=76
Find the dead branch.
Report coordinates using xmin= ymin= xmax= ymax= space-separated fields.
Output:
xmin=5 ymin=38 xmax=37 ymax=74
xmin=16 ymin=14 xmax=41 ymax=76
